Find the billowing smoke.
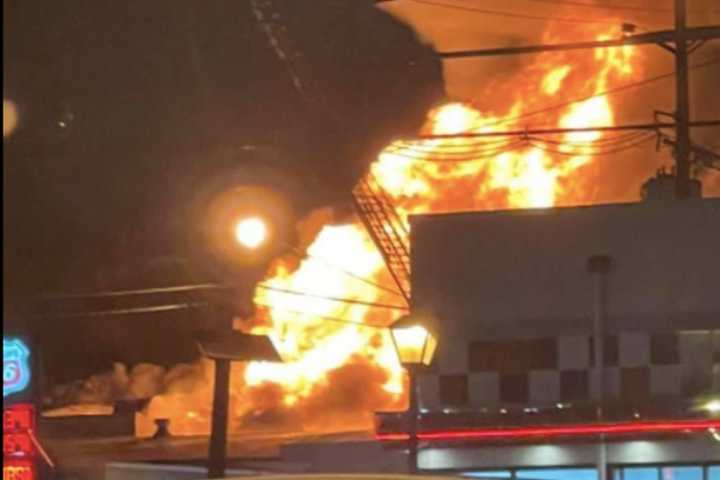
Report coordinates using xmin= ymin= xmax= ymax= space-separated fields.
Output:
xmin=44 ymin=361 xmax=204 ymax=411
xmin=4 ymin=99 xmax=18 ymax=138
xmin=43 ymin=1 xmax=719 ymax=437
xmin=46 ymin=205 xmax=404 ymax=437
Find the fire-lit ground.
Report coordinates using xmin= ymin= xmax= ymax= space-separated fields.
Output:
xmin=47 ymin=23 xmax=718 ymax=438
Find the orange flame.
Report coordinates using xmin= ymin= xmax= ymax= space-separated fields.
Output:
xmin=135 ymin=27 xmax=647 ymax=437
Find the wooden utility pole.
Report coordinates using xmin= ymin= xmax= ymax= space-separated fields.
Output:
xmin=437 ymin=10 xmax=720 ymax=200
xmin=674 ymin=0 xmax=692 ymax=198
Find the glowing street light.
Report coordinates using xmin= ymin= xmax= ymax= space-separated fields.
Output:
xmin=702 ymin=398 xmax=720 ymax=415
xmin=390 ymin=320 xmax=437 ymax=368
xmin=233 ymin=216 xmax=267 ymax=250
xmin=195 ymin=184 xmax=293 ymax=479
xmin=389 ymin=314 xmax=438 ymax=474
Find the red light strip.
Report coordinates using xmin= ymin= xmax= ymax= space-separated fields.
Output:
xmin=375 ymin=419 xmax=720 ymax=442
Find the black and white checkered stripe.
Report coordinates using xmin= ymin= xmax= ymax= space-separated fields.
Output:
xmin=418 ymin=330 xmax=720 ymax=409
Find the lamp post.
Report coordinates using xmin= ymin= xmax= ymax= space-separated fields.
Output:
xmin=389 ymin=314 xmax=438 ymax=474
xmin=197 ymin=329 xmax=281 ymax=479
xmin=202 ymin=214 xmax=279 ymax=479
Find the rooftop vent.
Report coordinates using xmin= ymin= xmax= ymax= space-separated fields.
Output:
xmin=640 ymin=168 xmax=702 ymax=201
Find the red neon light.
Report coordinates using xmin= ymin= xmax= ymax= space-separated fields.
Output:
xmin=3 ymin=433 xmax=35 ymax=458
xmin=3 ymin=405 xmax=35 ymax=433
xmin=3 ymin=459 xmax=35 ymax=480
xmin=375 ymin=419 xmax=720 ymax=442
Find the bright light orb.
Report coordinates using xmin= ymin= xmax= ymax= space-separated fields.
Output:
xmin=702 ymin=399 xmax=720 ymax=414
xmin=234 ymin=217 xmax=267 ymax=249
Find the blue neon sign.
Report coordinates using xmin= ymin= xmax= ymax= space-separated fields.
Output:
xmin=3 ymin=338 xmax=31 ymax=398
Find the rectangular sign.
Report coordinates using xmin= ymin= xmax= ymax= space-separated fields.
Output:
xmin=2 ymin=459 xmax=35 ymax=480
xmin=3 ymin=405 xmax=35 ymax=433
xmin=3 ymin=433 xmax=34 ymax=458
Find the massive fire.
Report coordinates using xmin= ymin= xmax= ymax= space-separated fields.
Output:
xmin=56 ymin=25 xmax=653 ymax=437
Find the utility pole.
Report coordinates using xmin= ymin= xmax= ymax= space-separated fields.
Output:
xmin=674 ymin=0 xmax=692 ymax=198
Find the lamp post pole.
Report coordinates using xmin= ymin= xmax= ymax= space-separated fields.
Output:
xmin=407 ymin=365 xmax=419 ymax=474
xmin=588 ymin=255 xmax=612 ymax=480
xmin=208 ymin=356 xmax=231 ymax=478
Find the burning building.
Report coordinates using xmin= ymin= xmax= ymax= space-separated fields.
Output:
xmin=24 ymin=1 xmax=720 ymax=477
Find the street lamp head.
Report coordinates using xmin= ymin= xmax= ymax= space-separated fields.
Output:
xmin=234 ymin=216 xmax=268 ymax=250
xmin=389 ymin=314 xmax=437 ymax=368
xmin=701 ymin=398 xmax=720 ymax=415
xmin=195 ymin=183 xmax=294 ymax=275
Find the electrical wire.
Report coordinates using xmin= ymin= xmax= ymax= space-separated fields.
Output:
xmin=287 ymin=246 xmax=405 ymax=298
xmin=253 ymin=301 xmax=389 ymax=329
xmin=407 ymin=0 xmax=621 ymax=26
xmin=384 ymin=129 xmax=656 ymax=162
xmin=383 ymin=139 xmax=529 ymax=162
xmin=256 ymin=284 xmax=409 ymax=311
xmin=548 ymin=130 xmax=650 ymax=145
xmin=385 ymin=144 xmax=525 ymax=157
xmin=529 ymin=130 xmax=651 ymax=147
xmin=392 ymin=137 xmax=523 ymax=153
xmin=389 ymin=58 xmax=720 ymax=157
xmin=36 ymin=302 xmax=209 ymax=318
xmin=390 ymin=138 xmax=528 ymax=155
xmin=522 ymin=0 xmax=719 ymax=15
xmin=38 ymin=283 xmax=220 ymax=300
xmin=527 ymin=132 xmax=656 ymax=155
xmin=394 ymin=130 xmax=650 ymax=156
xmin=39 ymin=282 xmax=409 ymax=311
xmin=468 ymin=56 xmax=720 ymax=129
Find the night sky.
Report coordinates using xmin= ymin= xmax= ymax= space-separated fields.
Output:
xmin=4 ymin=0 xmax=443 ymax=297
xmin=3 ymin=1 xmax=443 ymax=381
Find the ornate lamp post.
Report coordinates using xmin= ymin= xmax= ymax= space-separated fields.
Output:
xmin=389 ymin=314 xmax=438 ymax=474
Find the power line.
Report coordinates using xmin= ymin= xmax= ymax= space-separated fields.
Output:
xmin=256 ymin=284 xmax=409 ymax=311
xmin=392 ymin=118 xmax=661 ymax=157
xmin=39 ymin=283 xmax=220 ymax=300
xmin=552 ymin=130 xmax=651 ymax=145
xmin=384 ymin=140 xmax=529 ymax=162
xmin=408 ymin=0 xmax=621 ymax=26
xmin=459 ymin=56 xmax=720 ymax=131
xmin=440 ymin=25 xmax=720 ymax=59
xmin=253 ymin=301 xmax=390 ymax=329
xmin=287 ymin=247 xmax=405 ymax=298
xmin=36 ymin=302 xmax=209 ymax=319
xmin=522 ymin=0 xmax=719 ymax=15
xmin=527 ymin=130 xmax=652 ymax=147
xmin=385 ymin=131 xmax=659 ymax=163
xmin=528 ymin=133 xmax=657 ymax=155
xmin=409 ymin=120 xmax=720 ymax=141
xmin=394 ymin=136 xmax=520 ymax=150
xmin=39 ymin=282 xmax=409 ymax=311
xmin=389 ymin=137 xmax=527 ymax=154
xmin=392 ymin=130 xmax=653 ymax=156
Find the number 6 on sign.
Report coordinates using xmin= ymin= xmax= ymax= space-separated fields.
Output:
xmin=3 ymin=339 xmax=31 ymax=398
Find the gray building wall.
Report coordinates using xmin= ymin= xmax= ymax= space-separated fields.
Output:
xmin=409 ymin=198 xmax=720 ymax=409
